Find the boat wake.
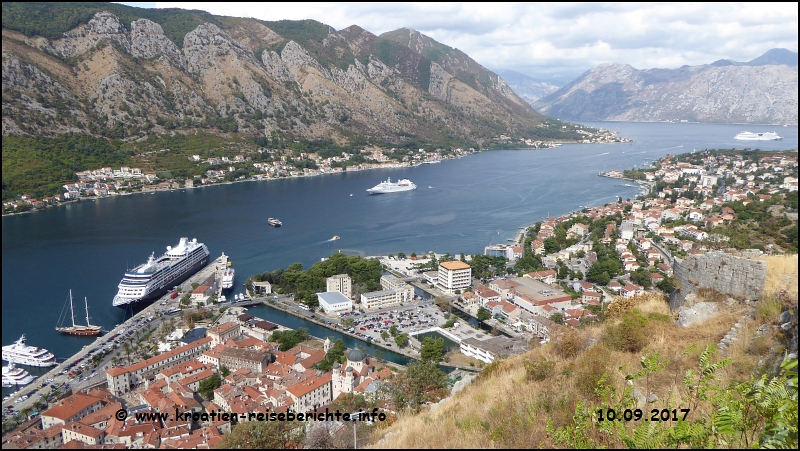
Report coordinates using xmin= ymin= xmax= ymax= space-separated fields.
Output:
xmin=595 ymin=152 xmax=611 ymax=156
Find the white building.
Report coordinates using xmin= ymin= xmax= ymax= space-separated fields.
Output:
xmin=360 ymin=289 xmax=401 ymax=311
xmin=326 ymin=274 xmax=352 ymax=299
xmin=484 ymin=244 xmax=514 ymax=260
xmin=317 ymin=291 xmax=353 ymax=315
xmin=437 ymin=261 xmax=472 ymax=294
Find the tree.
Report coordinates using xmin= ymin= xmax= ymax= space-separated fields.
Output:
xmin=657 ymin=276 xmax=677 ymax=293
xmin=219 ymin=365 xmax=230 ymax=377
xmin=219 ymin=420 xmax=304 ymax=449
xmin=420 ymin=336 xmax=445 ymax=362
xmin=544 ymin=237 xmax=560 ymax=254
xmin=198 ymin=374 xmax=222 ymax=399
xmin=389 ymin=325 xmax=399 ymax=337
xmin=340 ymin=317 xmax=354 ymax=329
xmin=381 ymin=331 xmax=390 ymax=341
xmin=397 ymin=252 xmax=406 ymax=259
xmin=269 ymin=328 xmax=308 ymax=351
xmin=384 ymin=360 xmax=448 ymax=412
xmin=550 ymin=312 xmax=565 ymax=325
xmin=434 ymin=296 xmax=451 ymax=313
xmin=395 ymin=333 xmax=409 ymax=347
xmin=476 ymin=306 xmax=491 ymax=322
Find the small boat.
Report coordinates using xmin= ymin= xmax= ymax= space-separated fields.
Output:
xmin=428 ymin=186 xmax=433 ymax=189
xmin=268 ymin=218 xmax=282 ymax=227
xmin=332 ymin=235 xmax=340 ymax=240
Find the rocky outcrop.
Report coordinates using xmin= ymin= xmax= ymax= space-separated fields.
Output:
xmin=537 ymin=58 xmax=798 ymax=125
xmin=50 ymin=11 xmax=131 ymax=58
xmin=428 ymin=61 xmax=453 ymax=101
xmin=130 ymin=19 xmax=186 ymax=70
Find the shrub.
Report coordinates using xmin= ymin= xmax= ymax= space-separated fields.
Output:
xmin=553 ymin=329 xmax=584 ymax=359
xmin=524 ymin=356 xmax=555 ymax=382
xmin=573 ymin=345 xmax=612 ymax=399
xmin=603 ymin=310 xmax=649 ymax=353
xmin=756 ymin=296 xmax=783 ymax=323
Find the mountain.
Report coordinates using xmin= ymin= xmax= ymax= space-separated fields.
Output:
xmin=493 ymin=69 xmax=561 ymax=105
xmin=536 ymin=49 xmax=798 ymax=125
xmin=1 ymin=3 xmax=585 ymax=149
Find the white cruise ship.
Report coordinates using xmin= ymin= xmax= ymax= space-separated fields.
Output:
xmin=2 ymin=335 xmax=56 ymax=367
xmin=734 ymin=131 xmax=782 ymax=141
xmin=2 ymin=362 xmax=35 ymax=387
xmin=113 ymin=238 xmax=209 ymax=308
xmin=366 ymin=177 xmax=417 ymax=194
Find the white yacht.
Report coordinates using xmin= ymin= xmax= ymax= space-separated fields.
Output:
xmin=2 ymin=335 xmax=56 ymax=367
xmin=734 ymin=131 xmax=782 ymax=141
xmin=366 ymin=177 xmax=417 ymax=194
xmin=2 ymin=362 xmax=35 ymax=386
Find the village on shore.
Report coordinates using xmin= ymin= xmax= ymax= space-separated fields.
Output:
xmin=2 ymin=127 xmax=629 ymax=215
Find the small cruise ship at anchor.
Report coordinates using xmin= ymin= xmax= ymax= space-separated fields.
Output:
xmin=366 ymin=177 xmax=417 ymax=194
xmin=734 ymin=131 xmax=782 ymax=141
xmin=2 ymin=335 xmax=56 ymax=367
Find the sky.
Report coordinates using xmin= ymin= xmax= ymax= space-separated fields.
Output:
xmin=121 ymin=2 xmax=798 ymax=84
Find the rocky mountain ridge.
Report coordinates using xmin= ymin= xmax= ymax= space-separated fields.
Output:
xmin=494 ymin=69 xmax=562 ymax=105
xmin=2 ymin=3 xmax=583 ymax=147
xmin=536 ymin=50 xmax=798 ymax=125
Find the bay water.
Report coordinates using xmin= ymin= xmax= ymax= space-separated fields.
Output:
xmin=2 ymin=121 xmax=796 ymax=391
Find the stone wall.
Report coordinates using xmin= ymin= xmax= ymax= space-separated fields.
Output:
xmin=670 ymin=251 xmax=767 ymax=310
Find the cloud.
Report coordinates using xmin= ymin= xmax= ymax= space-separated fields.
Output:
xmin=153 ymin=2 xmax=798 ymax=82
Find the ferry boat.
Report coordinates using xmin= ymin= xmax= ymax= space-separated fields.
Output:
xmin=2 ymin=363 xmax=34 ymax=387
xmin=56 ymin=290 xmax=102 ymax=336
xmin=2 ymin=362 xmax=35 ymax=387
xmin=366 ymin=177 xmax=417 ymax=194
xmin=2 ymin=335 xmax=57 ymax=367
xmin=734 ymin=131 xmax=782 ymax=141
xmin=268 ymin=218 xmax=282 ymax=227
xmin=112 ymin=238 xmax=210 ymax=308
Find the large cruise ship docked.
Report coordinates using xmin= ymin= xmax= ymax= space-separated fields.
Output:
xmin=113 ymin=237 xmax=209 ymax=308
xmin=734 ymin=131 xmax=782 ymax=141
xmin=366 ymin=177 xmax=417 ymax=194
xmin=2 ymin=335 xmax=56 ymax=367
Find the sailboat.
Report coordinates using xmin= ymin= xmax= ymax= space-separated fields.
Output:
xmin=56 ymin=290 xmax=102 ymax=336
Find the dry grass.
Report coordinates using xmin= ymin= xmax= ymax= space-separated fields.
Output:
xmin=760 ymin=254 xmax=799 ymax=297
xmin=370 ymin=293 xmax=755 ymax=449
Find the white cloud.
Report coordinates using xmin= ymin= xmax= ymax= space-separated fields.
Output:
xmin=154 ymin=2 xmax=798 ymax=82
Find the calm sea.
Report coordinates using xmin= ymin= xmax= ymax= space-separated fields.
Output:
xmin=2 ymin=121 xmax=796 ymax=388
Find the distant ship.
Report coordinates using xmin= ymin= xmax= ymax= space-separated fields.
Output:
xmin=734 ymin=131 xmax=782 ymax=141
xmin=268 ymin=218 xmax=282 ymax=227
xmin=56 ymin=290 xmax=102 ymax=336
xmin=2 ymin=335 xmax=56 ymax=367
xmin=113 ymin=238 xmax=209 ymax=308
xmin=366 ymin=177 xmax=417 ymax=194
xmin=2 ymin=362 xmax=34 ymax=387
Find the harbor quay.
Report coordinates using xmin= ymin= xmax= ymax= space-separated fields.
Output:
xmin=1 ymin=254 xmax=227 ymax=414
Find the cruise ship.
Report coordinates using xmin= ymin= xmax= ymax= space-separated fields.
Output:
xmin=734 ymin=131 xmax=782 ymax=141
xmin=366 ymin=177 xmax=417 ymax=194
xmin=2 ymin=335 xmax=57 ymax=367
xmin=222 ymin=267 xmax=234 ymax=291
xmin=113 ymin=237 xmax=209 ymax=308
xmin=2 ymin=362 xmax=35 ymax=387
